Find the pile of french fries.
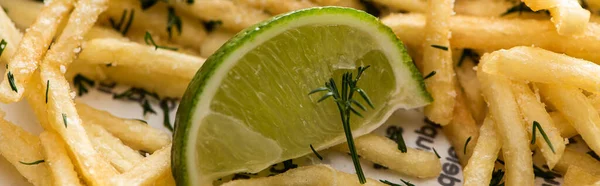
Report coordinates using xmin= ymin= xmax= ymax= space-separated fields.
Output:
xmin=2 ymin=0 xmax=600 ymax=185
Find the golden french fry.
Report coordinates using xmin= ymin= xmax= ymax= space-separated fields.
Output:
xmin=40 ymin=131 xmax=83 ymax=186
xmin=548 ymin=0 xmax=591 ymax=35
xmin=76 ymin=103 xmax=171 ymax=152
xmin=538 ymin=84 xmax=600 ymax=156
xmin=233 ymin=0 xmax=316 ymax=14
xmin=222 ymin=164 xmax=386 ymax=186
xmin=442 ymin=87 xmax=479 ymax=166
xmin=0 ymin=0 xmax=42 ymax=29
xmin=463 ymin=115 xmax=501 ymax=186
xmin=554 ymin=148 xmax=600 ymax=175
xmin=454 ymin=51 xmax=485 ymax=124
xmin=421 ymin=0 xmax=456 ymax=125
xmin=83 ymin=123 xmax=144 ymax=173
xmin=478 ymin=62 xmax=534 ymax=185
xmin=549 ymin=112 xmax=578 ymax=138
xmin=0 ymin=113 xmax=52 ymax=186
xmin=110 ymin=144 xmax=172 ymax=185
xmin=0 ymin=0 xmax=75 ymax=103
xmin=511 ymin=82 xmax=565 ymax=168
xmin=334 ymin=134 xmax=441 ymax=178
xmin=371 ymin=0 xmax=426 ymax=12
xmin=380 ymin=13 xmax=600 ymax=62
xmin=480 ymin=46 xmax=600 ymax=94
xmin=99 ymin=0 xmax=206 ymax=50
xmin=331 ymin=0 xmax=365 ymax=9
xmin=454 ymin=0 xmax=514 ymax=17
xmin=174 ymin=0 xmax=270 ymax=32
xmin=200 ymin=30 xmax=235 ymax=58
xmin=564 ymin=165 xmax=600 ymax=186
xmin=0 ymin=5 xmax=22 ymax=63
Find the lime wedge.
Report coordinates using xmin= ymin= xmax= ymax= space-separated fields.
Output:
xmin=172 ymin=7 xmax=431 ymax=185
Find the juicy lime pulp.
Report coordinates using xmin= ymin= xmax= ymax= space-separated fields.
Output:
xmin=172 ymin=7 xmax=431 ymax=185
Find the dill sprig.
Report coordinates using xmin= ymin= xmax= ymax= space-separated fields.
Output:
xmin=457 ymin=48 xmax=479 ymax=67
xmin=309 ymin=144 xmax=323 ymax=160
xmin=309 ymin=65 xmax=374 ymax=184
xmin=142 ymin=100 xmax=156 ymax=115
xmin=430 ymin=45 xmax=449 ymax=51
xmin=394 ymin=129 xmax=407 ymax=153
xmin=433 ymin=148 xmax=440 ymax=158
xmin=269 ymin=159 xmax=298 ymax=174
xmin=380 ymin=179 xmax=413 ymax=186
xmin=464 ymin=136 xmax=472 ymax=155
xmin=73 ymin=74 xmax=95 ymax=96
xmin=159 ymin=98 xmax=176 ymax=131
xmin=166 ymin=6 xmax=182 ymax=39
xmin=7 ymin=71 xmax=17 ymax=92
xmin=19 ymin=160 xmax=45 ymax=165
xmin=62 ymin=113 xmax=68 ymax=128
xmin=588 ymin=151 xmax=600 ymax=161
xmin=109 ymin=9 xmax=135 ymax=36
xmin=423 ymin=71 xmax=436 ymax=80
xmin=531 ymin=121 xmax=556 ymax=154
xmin=533 ymin=165 xmax=560 ymax=179
xmin=144 ymin=31 xmax=178 ymax=51
xmin=203 ymin=20 xmax=223 ymax=32
xmin=45 ymin=80 xmax=49 ymax=103
xmin=0 ymin=39 xmax=7 ymax=56
xmin=113 ymin=87 xmax=160 ymax=116
xmin=490 ymin=169 xmax=505 ymax=186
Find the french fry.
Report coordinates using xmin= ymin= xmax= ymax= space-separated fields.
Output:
xmin=334 ymin=134 xmax=441 ymax=178
xmin=420 ymin=0 xmax=456 ymax=125
xmin=463 ymin=115 xmax=501 ymax=186
xmin=0 ymin=113 xmax=52 ymax=186
xmin=380 ymin=13 xmax=600 ymax=62
xmin=547 ymin=0 xmax=591 ymax=35
xmin=310 ymin=0 xmax=342 ymax=5
xmin=588 ymin=94 xmax=600 ymax=113
xmin=24 ymin=71 xmax=50 ymax=130
xmin=233 ymin=0 xmax=316 ymax=14
xmin=99 ymin=0 xmax=206 ymax=50
xmin=454 ymin=0 xmax=514 ymax=17
xmin=222 ymin=164 xmax=386 ymax=186
xmin=478 ymin=61 xmax=534 ymax=185
xmin=154 ymin=167 xmax=177 ymax=186
xmin=40 ymin=0 xmax=119 ymax=184
xmin=39 ymin=131 xmax=83 ymax=186
xmin=0 ymin=0 xmax=42 ymax=29
xmin=0 ymin=5 xmax=22 ymax=63
xmin=85 ymin=26 xmax=128 ymax=41
xmin=443 ymin=86 xmax=479 ymax=166
xmin=200 ymin=30 xmax=235 ymax=58
xmin=511 ymin=82 xmax=565 ymax=169
xmin=538 ymin=83 xmax=600 ymax=156
xmin=549 ymin=112 xmax=578 ymax=138
xmin=564 ymin=165 xmax=600 ymax=186
xmin=454 ymin=51 xmax=485 ymax=124
xmin=174 ymin=0 xmax=270 ymax=32
xmin=110 ymin=144 xmax=172 ymax=186
xmin=331 ymin=0 xmax=365 ymax=10
xmin=480 ymin=46 xmax=600 ymax=94
xmin=76 ymin=103 xmax=171 ymax=152
xmin=83 ymin=123 xmax=144 ymax=173
xmin=554 ymin=147 xmax=600 ymax=175
xmin=0 ymin=0 xmax=75 ymax=103
xmin=371 ymin=0 xmax=427 ymax=12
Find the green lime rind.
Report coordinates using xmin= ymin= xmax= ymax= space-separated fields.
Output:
xmin=172 ymin=6 xmax=431 ymax=185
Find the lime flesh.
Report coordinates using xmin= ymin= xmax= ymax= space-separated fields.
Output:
xmin=172 ymin=7 xmax=431 ymax=185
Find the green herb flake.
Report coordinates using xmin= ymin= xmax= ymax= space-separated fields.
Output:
xmin=533 ymin=165 xmax=560 ymax=179
xmin=203 ymin=20 xmax=223 ymax=32
xmin=109 ymin=9 xmax=135 ymax=36
xmin=166 ymin=6 xmax=182 ymax=39
xmin=142 ymin=99 xmax=157 ymax=116
xmin=431 ymin=44 xmax=449 ymax=51
xmin=531 ymin=121 xmax=556 ymax=154
xmin=45 ymin=80 xmax=49 ymax=103
xmin=490 ymin=169 xmax=505 ymax=186
xmin=401 ymin=179 xmax=415 ymax=186
xmin=0 ymin=39 xmax=7 ymax=56
xmin=73 ymin=74 xmax=95 ymax=96
xmin=309 ymin=65 xmax=373 ymax=184
xmin=7 ymin=71 xmax=17 ymax=93
xmin=588 ymin=151 xmax=600 ymax=161
xmin=144 ymin=31 xmax=178 ymax=51
xmin=62 ymin=113 xmax=67 ymax=128
xmin=159 ymin=98 xmax=174 ymax=131
xmin=309 ymin=144 xmax=323 ymax=160
xmin=19 ymin=160 xmax=45 ymax=165
xmin=433 ymin=148 xmax=441 ymax=158
xmin=464 ymin=136 xmax=472 ymax=155
xmin=394 ymin=129 xmax=408 ymax=153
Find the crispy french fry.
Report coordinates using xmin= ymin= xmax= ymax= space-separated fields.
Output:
xmin=222 ymin=164 xmax=386 ymax=186
xmin=588 ymin=94 xmax=600 ymax=113
xmin=76 ymin=103 xmax=171 ymax=152
xmin=85 ymin=26 xmax=128 ymax=41
xmin=454 ymin=51 xmax=485 ymax=124
xmin=478 ymin=61 xmax=534 ymax=185
xmin=454 ymin=0 xmax=514 ymax=17
xmin=0 ymin=0 xmax=42 ymax=29
xmin=443 ymin=86 xmax=479 ymax=166
xmin=174 ymin=0 xmax=270 ymax=32
xmin=380 ymin=13 xmax=600 ymax=62
xmin=538 ymin=84 xmax=600 ymax=157
xmin=200 ymin=30 xmax=235 ymax=58
xmin=0 ymin=5 xmax=22 ymax=63
xmin=110 ymin=144 xmax=172 ymax=186
xmin=421 ymin=0 xmax=456 ymax=125
xmin=0 ymin=113 xmax=52 ymax=186
xmin=39 ymin=131 xmax=83 ymax=186
xmin=334 ymin=134 xmax=441 ymax=178
xmin=83 ymin=123 xmax=144 ymax=173
xmin=480 ymin=46 xmax=600 ymax=94
xmin=371 ymin=0 xmax=426 ymax=12
xmin=99 ymin=0 xmax=206 ymax=50
xmin=564 ymin=165 xmax=600 ymax=186
xmin=511 ymin=82 xmax=565 ymax=169
xmin=0 ymin=0 xmax=75 ymax=103
xmin=154 ymin=167 xmax=177 ymax=186
xmin=331 ymin=0 xmax=365 ymax=9
xmin=549 ymin=112 xmax=578 ymax=138
xmin=548 ymin=0 xmax=591 ymax=35
xmin=233 ymin=0 xmax=316 ymax=14
xmin=463 ymin=115 xmax=501 ymax=186
xmin=554 ymin=147 xmax=600 ymax=175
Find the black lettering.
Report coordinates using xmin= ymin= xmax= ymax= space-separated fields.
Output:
xmin=438 ymin=173 xmax=461 ymax=186
xmin=416 ymin=136 xmax=433 ymax=150
xmin=544 ymin=177 xmax=560 ymax=185
xmin=415 ymin=124 xmax=438 ymax=138
xmin=443 ymin=163 xmax=460 ymax=175
xmin=446 ymin=147 xmax=460 ymax=164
